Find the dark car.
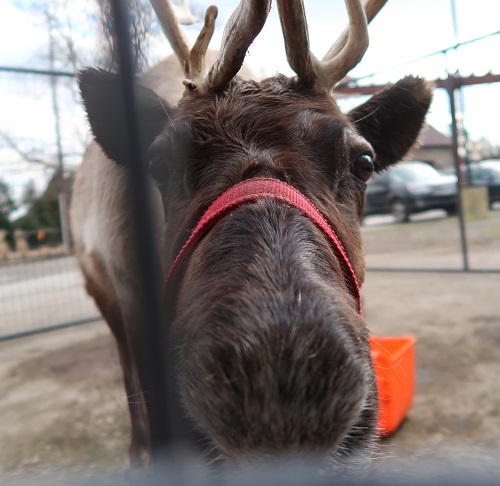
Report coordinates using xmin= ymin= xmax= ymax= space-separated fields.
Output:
xmin=441 ymin=159 xmax=500 ymax=209
xmin=450 ymin=160 xmax=500 ymax=208
xmin=364 ymin=161 xmax=457 ymax=223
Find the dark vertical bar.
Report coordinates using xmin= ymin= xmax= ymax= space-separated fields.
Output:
xmin=108 ymin=0 xmax=174 ymax=457
xmin=447 ymin=75 xmax=469 ymax=271
xmin=449 ymin=0 xmax=472 ymax=186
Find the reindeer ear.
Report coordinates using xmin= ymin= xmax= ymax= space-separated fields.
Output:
xmin=78 ymin=68 xmax=172 ymax=167
xmin=347 ymin=76 xmax=433 ymax=172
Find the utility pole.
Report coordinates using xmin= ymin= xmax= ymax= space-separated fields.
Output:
xmin=446 ymin=74 xmax=469 ymax=271
xmin=446 ymin=0 xmax=469 ymax=271
xmin=450 ymin=0 xmax=472 ymax=185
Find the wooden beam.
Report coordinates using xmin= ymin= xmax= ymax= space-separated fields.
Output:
xmin=335 ymin=72 xmax=500 ymax=96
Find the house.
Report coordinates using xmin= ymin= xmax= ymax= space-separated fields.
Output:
xmin=410 ymin=125 xmax=453 ymax=170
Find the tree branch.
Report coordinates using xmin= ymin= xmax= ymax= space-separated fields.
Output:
xmin=0 ymin=132 xmax=57 ymax=168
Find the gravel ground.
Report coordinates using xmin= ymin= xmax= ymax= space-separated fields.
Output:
xmin=0 ymin=210 xmax=499 ymax=482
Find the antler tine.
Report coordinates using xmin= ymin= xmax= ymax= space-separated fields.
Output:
xmin=277 ymin=0 xmax=387 ymax=92
xmin=323 ymin=0 xmax=388 ymax=63
xmin=205 ymin=0 xmax=272 ymax=92
xmin=150 ymin=0 xmax=192 ymax=77
xmin=172 ymin=0 xmax=198 ymax=25
xmin=275 ymin=0 xmax=317 ymax=87
xmin=150 ymin=1 xmax=218 ymax=88
xmin=189 ymin=6 xmax=218 ymax=86
xmin=318 ymin=0 xmax=369 ymax=89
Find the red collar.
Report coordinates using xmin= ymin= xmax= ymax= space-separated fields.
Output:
xmin=164 ymin=178 xmax=362 ymax=315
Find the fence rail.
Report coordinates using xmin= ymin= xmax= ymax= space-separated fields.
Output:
xmin=0 ymin=255 xmax=100 ymax=341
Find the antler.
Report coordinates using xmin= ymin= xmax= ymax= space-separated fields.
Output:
xmin=150 ymin=0 xmax=217 ymax=86
xmin=205 ymin=0 xmax=272 ymax=91
xmin=171 ymin=0 xmax=198 ymax=25
xmin=323 ymin=0 xmax=388 ymax=61
xmin=152 ymin=0 xmax=381 ymax=94
xmin=151 ymin=0 xmax=270 ymax=93
xmin=276 ymin=0 xmax=388 ymax=92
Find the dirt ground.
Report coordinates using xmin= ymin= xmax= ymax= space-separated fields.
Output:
xmin=0 ymin=211 xmax=499 ymax=482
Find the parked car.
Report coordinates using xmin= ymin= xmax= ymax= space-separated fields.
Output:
xmin=364 ymin=161 xmax=457 ymax=223
xmin=442 ymin=160 xmax=500 ymax=209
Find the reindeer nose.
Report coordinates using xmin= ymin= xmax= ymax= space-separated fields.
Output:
xmin=178 ymin=290 xmax=372 ymax=457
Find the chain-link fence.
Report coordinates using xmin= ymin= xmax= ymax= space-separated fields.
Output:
xmin=0 ymin=67 xmax=100 ymax=340
xmin=2 ymin=67 xmax=500 ymax=341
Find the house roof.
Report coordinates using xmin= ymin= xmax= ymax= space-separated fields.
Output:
xmin=420 ymin=125 xmax=452 ymax=147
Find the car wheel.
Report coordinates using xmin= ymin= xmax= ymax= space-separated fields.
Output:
xmin=445 ymin=206 xmax=457 ymax=216
xmin=391 ymin=199 xmax=410 ymax=223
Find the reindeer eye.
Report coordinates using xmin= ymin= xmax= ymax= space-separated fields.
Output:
xmin=351 ymin=153 xmax=374 ymax=183
xmin=149 ymin=156 xmax=169 ymax=184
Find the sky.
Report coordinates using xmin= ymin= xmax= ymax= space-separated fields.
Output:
xmin=186 ymin=0 xmax=500 ymax=144
xmin=1 ymin=0 xmax=500 ymax=204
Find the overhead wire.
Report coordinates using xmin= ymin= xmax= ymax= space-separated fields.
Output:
xmin=339 ymin=29 xmax=500 ymax=87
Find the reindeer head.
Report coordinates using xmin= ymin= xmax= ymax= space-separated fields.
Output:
xmin=79 ymin=0 xmax=432 ymax=475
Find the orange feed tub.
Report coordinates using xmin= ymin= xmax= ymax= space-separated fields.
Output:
xmin=370 ymin=336 xmax=416 ymax=436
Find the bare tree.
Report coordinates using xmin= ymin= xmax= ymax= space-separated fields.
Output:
xmin=12 ymin=0 xmax=156 ymax=71
xmin=95 ymin=0 xmax=155 ymax=73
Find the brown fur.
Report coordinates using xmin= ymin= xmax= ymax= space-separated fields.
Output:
xmin=73 ymin=58 xmax=433 ymax=475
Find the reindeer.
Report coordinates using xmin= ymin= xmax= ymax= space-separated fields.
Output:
xmin=71 ymin=0 xmax=432 ymax=475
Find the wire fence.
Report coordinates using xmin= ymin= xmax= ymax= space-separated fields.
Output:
xmin=0 ymin=67 xmax=100 ymax=341
xmin=1 ymin=64 xmax=500 ymax=340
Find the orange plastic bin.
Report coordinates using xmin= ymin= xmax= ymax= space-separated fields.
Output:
xmin=370 ymin=336 xmax=416 ymax=435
